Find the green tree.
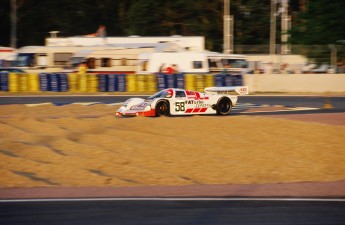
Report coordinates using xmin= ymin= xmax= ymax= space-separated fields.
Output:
xmin=232 ymin=0 xmax=270 ymax=45
xmin=291 ymin=0 xmax=345 ymax=45
xmin=291 ymin=0 xmax=345 ymax=63
xmin=125 ymin=0 xmax=225 ymax=50
xmin=2 ymin=0 xmax=344 ymax=58
xmin=19 ymin=0 xmax=127 ymax=45
xmin=1 ymin=0 xmax=127 ymax=46
xmin=0 ymin=0 xmax=11 ymax=46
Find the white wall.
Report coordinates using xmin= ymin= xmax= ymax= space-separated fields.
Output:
xmin=243 ymin=74 xmax=345 ymax=93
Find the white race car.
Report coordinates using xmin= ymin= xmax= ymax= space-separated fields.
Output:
xmin=116 ymin=86 xmax=248 ymax=117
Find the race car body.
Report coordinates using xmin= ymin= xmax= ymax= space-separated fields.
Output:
xmin=115 ymin=86 xmax=248 ymax=117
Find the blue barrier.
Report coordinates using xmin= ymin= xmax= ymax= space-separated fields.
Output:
xmin=215 ymin=74 xmax=224 ymax=87
xmin=98 ymin=74 xmax=108 ymax=92
xmin=176 ymin=73 xmax=185 ymax=89
xmin=39 ymin=73 xmax=68 ymax=92
xmin=157 ymin=73 xmax=185 ymax=90
xmin=157 ymin=73 xmax=167 ymax=90
xmin=108 ymin=74 xmax=117 ymax=92
xmin=0 ymin=72 xmax=9 ymax=91
xmin=117 ymin=74 xmax=126 ymax=92
xmin=166 ymin=74 xmax=175 ymax=88
xmin=50 ymin=73 xmax=59 ymax=91
xmin=98 ymin=74 xmax=126 ymax=92
xmin=58 ymin=73 xmax=68 ymax=92
xmin=224 ymin=74 xmax=233 ymax=86
xmin=233 ymin=74 xmax=243 ymax=86
xmin=39 ymin=73 xmax=50 ymax=91
xmin=215 ymin=74 xmax=243 ymax=87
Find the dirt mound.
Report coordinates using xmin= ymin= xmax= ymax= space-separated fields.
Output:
xmin=0 ymin=104 xmax=344 ymax=188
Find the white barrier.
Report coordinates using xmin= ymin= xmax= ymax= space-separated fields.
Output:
xmin=243 ymin=74 xmax=345 ymax=93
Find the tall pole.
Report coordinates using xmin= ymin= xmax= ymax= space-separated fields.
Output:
xmin=10 ymin=0 xmax=17 ymax=48
xmin=281 ymin=0 xmax=290 ymax=55
xmin=223 ymin=0 xmax=233 ymax=54
xmin=269 ymin=0 xmax=276 ymax=55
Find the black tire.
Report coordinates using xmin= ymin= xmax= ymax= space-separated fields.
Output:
xmin=155 ymin=100 xmax=170 ymax=116
xmin=216 ymin=97 xmax=232 ymax=115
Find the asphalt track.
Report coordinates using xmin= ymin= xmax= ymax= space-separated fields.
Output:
xmin=1 ymin=198 xmax=345 ymax=225
xmin=0 ymin=95 xmax=344 ymax=111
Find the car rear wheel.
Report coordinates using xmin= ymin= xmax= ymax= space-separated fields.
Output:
xmin=216 ymin=97 xmax=232 ymax=115
xmin=155 ymin=100 xmax=170 ymax=116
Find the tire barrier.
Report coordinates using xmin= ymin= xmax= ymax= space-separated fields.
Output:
xmin=0 ymin=72 xmax=9 ymax=91
xmin=40 ymin=73 xmax=68 ymax=92
xmin=126 ymin=74 xmax=158 ymax=92
xmin=233 ymin=74 xmax=243 ymax=86
xmin=126 ymin=74 xmax=137 ymax=92
xmin=86 ymin=74 xmax=98 ymax=92
xmin=157 ymin=73 xmax=185 ymax=90
xmin=136 ymin=74 xmax=146 ymax=92
xmin=68 ymin=73 xmax=79 ymax=92
xmin=215 ymin=74 xmax=243 ymax=87
xmin=0 ymin=72 xmax=243 ymax=93
xmin=184 ymin=74 xmax=196 ymax=90
xmin=68 ymin=73 xmax=99 ymax=92
xmin=204 ymin=74 xmax=215 ymax=88
xmin=8 ymin=73 xmax=19 ymax=92
xmin=185 ymin=73 xmax=216 ymax=91
xmin=195 ymin=74 xmax=205 ymax=92
xmin=78 ymin=74 xmax=87 ymax=92
xmin=157 ymin=73 xmax=167 ymax=90
xmin=146 ymin=74 xmax=157 ymax=92
xmin=27 ymin=73 xmax=40 ymax=92
xmin=7 ymin=72 xmax=39 ymax=92
xmin=98 ymin=74 xmax=126 ymax=92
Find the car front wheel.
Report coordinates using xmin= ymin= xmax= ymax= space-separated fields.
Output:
xmin=155 ymin=100 xmax=170 ymax=116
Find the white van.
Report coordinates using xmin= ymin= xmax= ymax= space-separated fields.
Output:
xmin=70 ymin=43 xmax=178 ymax=74
xmin=12 ymin=45 xmax=127 ymax=73
xmin=137 ymin=51 xmax=248 ymax=74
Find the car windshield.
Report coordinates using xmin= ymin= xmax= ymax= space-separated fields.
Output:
xmin=12 ymin=53 xmax=34 ymax=67
xmin=147 ymin=90 xmax=172 ymax=99
xmin=221 ymin=59 xmax=248 ymax=68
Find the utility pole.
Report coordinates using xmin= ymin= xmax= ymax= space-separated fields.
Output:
xmin=10 ymin=0 xmax=17 ymax=48
xmin=269 ymin=0 xmax=276 ymax=55
xmin=281 ymin=0 xmax=290 ymax=55
xmin=223 ymin=0 xmax=233 ymax=54
xmin=328 ymin=44 xmax=337 ymax=71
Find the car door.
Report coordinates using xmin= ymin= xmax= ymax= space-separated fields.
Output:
xmin=171 ymin=90 xmax=187 ymax=115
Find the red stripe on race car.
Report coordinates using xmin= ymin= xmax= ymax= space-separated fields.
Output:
xmin=200 ymin=108 xmax=208 ymax=112
xmin=185 ymin=108 xmax=193 ymax=113
xmin=192 ymin=108 xmax=201 ymax=113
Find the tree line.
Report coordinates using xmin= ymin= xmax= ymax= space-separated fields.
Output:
xmin=1 ymin=0 xmax=345 ymax=53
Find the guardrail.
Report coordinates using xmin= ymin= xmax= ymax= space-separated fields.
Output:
xmin=0 ymin=72 xmax=243 ymax=93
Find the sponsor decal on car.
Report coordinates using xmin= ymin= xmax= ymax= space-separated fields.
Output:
xmin=174 ymin=100 xmax=212 ymax=113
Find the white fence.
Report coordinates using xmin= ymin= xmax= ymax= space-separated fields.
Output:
xmin=243 ymin=74 xmax=345 ymax=93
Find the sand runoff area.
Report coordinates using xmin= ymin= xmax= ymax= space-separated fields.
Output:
xmin=0 ymin=103 xmax=344 ymax=188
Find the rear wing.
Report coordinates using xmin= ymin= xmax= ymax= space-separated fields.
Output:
xmin=204 ymin=86 xmax=249 ymax=95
